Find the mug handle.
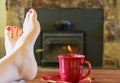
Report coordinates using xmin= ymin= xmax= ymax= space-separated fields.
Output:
xmin=81 ymin=61 xmax=91 ymax=80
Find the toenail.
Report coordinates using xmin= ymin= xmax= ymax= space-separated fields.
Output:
xmin=7 ymin=26 xmax=11 ymax=31
xmin=29 ymin=9 xmax=32 ymax=14
xmin=14 ymin=26 xmax=16 ymax=28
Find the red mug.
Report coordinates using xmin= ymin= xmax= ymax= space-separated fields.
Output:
xmin=58 ymin=54 xmax=91 ymax=82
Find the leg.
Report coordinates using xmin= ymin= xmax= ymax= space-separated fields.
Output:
xmin=0 ymin=8 xmax=40 ymax=82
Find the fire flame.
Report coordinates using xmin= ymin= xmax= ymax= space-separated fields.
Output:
xmin=67 ymin=45 xmax=72 ymax=53
xmin=62 ymin=45 xmax=73 ymax=53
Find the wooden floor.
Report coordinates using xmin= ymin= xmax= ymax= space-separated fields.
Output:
xmin=26 ymin=67 xmax=120 ymax=83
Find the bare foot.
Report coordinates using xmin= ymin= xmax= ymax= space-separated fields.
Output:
xmin=5 ymin=26 xmax=22 ymax=54
xmin=0 ymin=8 xmax=40 ymax=83
xmin=14 ymin=8 xmax=40 ymax=80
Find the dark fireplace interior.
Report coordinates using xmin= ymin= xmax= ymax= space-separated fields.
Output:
xmin=41 ymin=32 xmax=85 ymax=66
xmin=25 ymin=8 xmax=104 ymax=67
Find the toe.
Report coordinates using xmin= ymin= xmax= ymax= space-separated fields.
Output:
xmin=17 ymin=28 xmax=23 ymax=37
xmin=5 ymin=26 xmax=11 ymax=34
xmin=12 ymin=26 xmax=18 ymax=38
xmin=5 ymin=26 xmax=12 ymax=39
xmin=29 ymin=9 xmax=37 ymax=21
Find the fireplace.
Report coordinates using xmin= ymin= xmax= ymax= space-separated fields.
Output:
xmin=41 ymin=32 xmax=85 ymax=66
xmin=25 ymin=8 xmax=104 ymax=67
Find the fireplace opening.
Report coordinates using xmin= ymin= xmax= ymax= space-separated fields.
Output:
xmin=41 ymin=32 xmax=85 ymax=66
